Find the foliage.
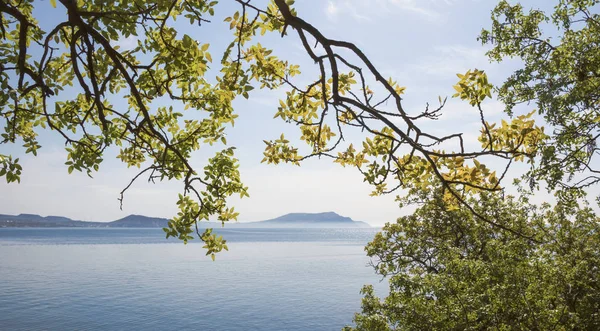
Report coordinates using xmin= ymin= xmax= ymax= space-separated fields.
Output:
xmin=0 ymin=0 xmax=299 ymax=255
xmin=259 ymin=0 xmax=546 ymax=236
xmin=0 ymin=0 xmax=548 ymax=252
xmin=344 ymin=190 xmax=600 ymax=330
xmin=480 ymin=0 xmax=600 ymax=191
xmin=345 ymin=1 xmax=600 ymax=329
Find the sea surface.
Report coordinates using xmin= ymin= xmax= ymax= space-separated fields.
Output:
xmin=0 ymin=228 xmax=386 ymax=331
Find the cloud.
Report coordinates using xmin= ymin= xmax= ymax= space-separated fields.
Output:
xmin=326 ymin=1 xmax=340 ymax=20
xmin=323 ymin=0 xmax=465 ymax=22
xmin=325 ymin=0 xmax=371 ymax=22
xmin=389 ymin=0 xmax=440 ymax=18
xmin=439 ymin=98 xmax=505 ymax=122
xmin=415 ymin=45 xmax=490 ymax=77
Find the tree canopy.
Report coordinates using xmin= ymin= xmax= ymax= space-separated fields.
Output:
xmin=345 ymin=189 xmax=600 ymax=330
xmin=0 ymin=0 xmax=547 ymax=258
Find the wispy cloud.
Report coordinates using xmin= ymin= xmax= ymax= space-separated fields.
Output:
xmin=416 ymin=45 xmax=490 ymax=77
xmin=324 ymin=0 xmax=464 ymax=22
xmin=439 ymin=98 xmax=505 ymax=122
xmin=326 ymin=1 xmax=340 ymax=20
xmin=389 ymin=0 xmax=440 ymax=19
xmin=325 ymin=0 xmax=371 ymax=22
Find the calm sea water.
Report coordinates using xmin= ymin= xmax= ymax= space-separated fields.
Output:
xmin=0 ymin=228 xmax=385 ymax=331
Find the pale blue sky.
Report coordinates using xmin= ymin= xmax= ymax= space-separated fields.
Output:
xmin=0 ymin=0 xmax=557 ymax=225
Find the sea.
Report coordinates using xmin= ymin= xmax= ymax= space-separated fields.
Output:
xmin=0 ymin=228 xmax=387 ymax=331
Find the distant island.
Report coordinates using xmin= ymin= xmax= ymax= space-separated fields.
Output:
xmin=0 ymin=212 xmax=370 ymax=228
xmin=238 ymin=212 xmax=370 ymax=228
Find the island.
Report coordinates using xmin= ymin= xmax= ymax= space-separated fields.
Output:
xmin=0 ymin=212 xmax=370 ymax=228
xmin=236 ymin=212 xmax=370 ymax=228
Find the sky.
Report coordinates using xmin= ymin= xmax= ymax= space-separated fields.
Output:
xmin=0 ymin=0 xmax=558 ymax=226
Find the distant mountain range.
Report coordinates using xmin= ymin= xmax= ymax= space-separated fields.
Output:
xmin=0 ymin=212 xmax=370 ymax=228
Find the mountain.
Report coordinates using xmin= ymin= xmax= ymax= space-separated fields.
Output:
xmin=0 ymin=214 xmax=89 ymax=227
xmin=239 ymin=212 xmax=370 ymax=228
xmin=0 ymin=212 xmax=370 ymax=228
xmin=108 ymin=215 xmax=170 ymax=228
xmin=0 ymin=214 xmax=73 ymax=222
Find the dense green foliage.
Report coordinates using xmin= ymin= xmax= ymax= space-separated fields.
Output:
xmin=344 ymin=190 xmax=600 ymax=330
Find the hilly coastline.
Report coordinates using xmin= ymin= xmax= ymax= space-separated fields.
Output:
xmin=0 ymin=212 xmax=370 ymax=228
